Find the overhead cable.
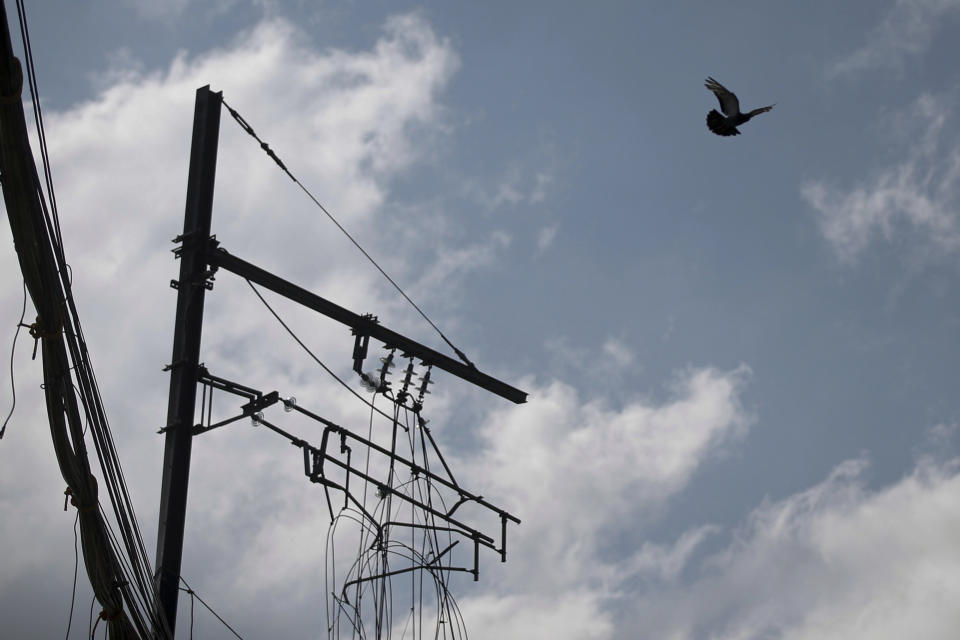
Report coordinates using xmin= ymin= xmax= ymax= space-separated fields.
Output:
xmin=245 ymin=278 xmax=397 ymax=423
xmin=178 ymin=577 xmax=246 ymax=640
xmin=1 ymin=2 xmax=166 ymax=636
xmin=221 ymin=97 xmax=476 ymax=370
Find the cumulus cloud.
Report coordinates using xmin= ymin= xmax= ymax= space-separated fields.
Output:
xmin=831 ymin=0 xmax=960 ymax=76
xmin=626 ymin=456 xmax=960 ymax=640
xmin=462 ymin=591 xmax=613 ymax=640
xmin=10 ymin=9 xmax=958 ymax=640
xmin=3 ymin=11 xmax=678 ymax=639
xmin=802 ymin=93 xmax=960 ymax=262
xmin=627 ymin=524 xmax=720 ymax=583
xmin=0 ymin=13 xmax=492 ymax=638
xmin=452 ymin=365 xmax=752 ymax=636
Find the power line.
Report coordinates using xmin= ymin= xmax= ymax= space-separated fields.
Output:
xmin=15 ymin=0 xmax=63 ymax=252
xmin=244 ymin=278 xmax=396 ymax=423
xmin=220 ymin=97 xmax=476 ymax=370
xmin=188 ymin=362 xmax=512 ymax=640
xmin=3 ymin=2 xmax=165 ymax=636
xmin=178 ymin=577 xmax=245 ymax=640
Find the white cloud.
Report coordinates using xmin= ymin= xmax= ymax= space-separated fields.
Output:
xmin=411 ymin=230 xmax=512 ymax=305
xmin=628 ymin=524 xmax=720 ymax=583
xmin=120 ymin=0 xmax=239 ymax=22
xmin=0 ymin=13 xmax=496 ymax=638
xmin=536 ymin=223 xmax=559 ymax=253
xmin=12 ymin=8 xmax=959 ymax=640
xmin=831 ymin=0 xmax=960 ymax=76
xmin=802 ymin=93 xmax=960 ymax=263
xmin=452 ymin=365 xmax=752 ymax=636
xmin=625 ymin=456 xmax=960 ymax=640
xmin=530 ymin=171 xmax=553 ymax=204
xmin=601 ymin=337 xmax=635 ymax=369
xmin=440 ymin=369 xmax=960 ymax=640
xmin=155 ymin=358 xmax=750 ymax=638
xmin=544 ymin=334 xmax=644 ymax=390
xmin=462 ymin=591 xmax=613 ymax=640
xmin=460 ymin=163 xmax=556 ymax=213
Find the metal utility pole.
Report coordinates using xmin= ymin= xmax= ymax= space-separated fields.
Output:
xmin=154 ymin=85 xmax=525 ymax=638
xmin=155 ymin=85 xmax=222 ymax=634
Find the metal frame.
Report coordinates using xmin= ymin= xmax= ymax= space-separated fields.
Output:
xmin=154 ymin=85 xmax=526 ymax=638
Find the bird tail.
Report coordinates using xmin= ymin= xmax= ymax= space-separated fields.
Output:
xmin=706 ymin=110 xmax=739 ymax=136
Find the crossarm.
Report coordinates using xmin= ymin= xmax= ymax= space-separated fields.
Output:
xmin=207 ymin=246 xmax=527 ymax=404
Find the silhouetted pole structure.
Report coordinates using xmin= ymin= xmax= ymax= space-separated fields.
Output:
xmin=155 ymin=85 xmax=222 ymax=635
xmin=154 ymin=84 xmax=526 ymax=638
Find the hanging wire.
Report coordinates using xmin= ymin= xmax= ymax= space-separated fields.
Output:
xmin=90 ymin=609 xmax=103 ymax=639
xmin=5 ymin=2 xmax=166 ymax=636
xmin=310 ymin=386 xmax=475 ymax=639
xmin=62 ymin=510 xmax=79 ymax=640
xmin=245 ymin=279 xmax=396 ymax=423
xmin=220 ymin=97 xmax=476 ymax=370
xmin=0 ymin=280 xmax=26 ymax=439
xmin=88 ymin=594 xmax=96 ymax=639
xmin=210 ymin=95 xmax=521 ymax=640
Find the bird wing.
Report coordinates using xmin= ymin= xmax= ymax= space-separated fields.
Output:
xmin=746 ymin=104 xmax=775 ymax=118
xmin=705 ymin=77 xmax=740 ymax=117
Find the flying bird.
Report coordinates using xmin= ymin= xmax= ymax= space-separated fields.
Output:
xmin=704 ymin=77 xmax=774 ymax=136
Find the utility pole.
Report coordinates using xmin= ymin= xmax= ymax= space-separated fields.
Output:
xmin=155 ymin=85 xmax=222 ymax=634
xmin=154 ymin=85 xmax=525 ymax=638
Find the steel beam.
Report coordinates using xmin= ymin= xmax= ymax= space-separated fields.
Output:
xmin=207 ymin=246 xmax=528 ymax=404
xmin=155 ymin=85 xmax=222 ymax=636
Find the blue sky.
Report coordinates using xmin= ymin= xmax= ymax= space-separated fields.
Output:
xmin=3 ymin=1 xmax=960 ymax=638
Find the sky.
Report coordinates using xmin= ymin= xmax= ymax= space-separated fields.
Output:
xmin=2 ymin=0 xmax=960 ymax=638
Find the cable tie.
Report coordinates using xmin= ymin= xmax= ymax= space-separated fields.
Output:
xmin=63 ymin=486 xmax=97 ymax=513
xmin=20 ymin=321 xmax=60 ymax=360
xmin=98 ymin=609 xmax=122 ymax=622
